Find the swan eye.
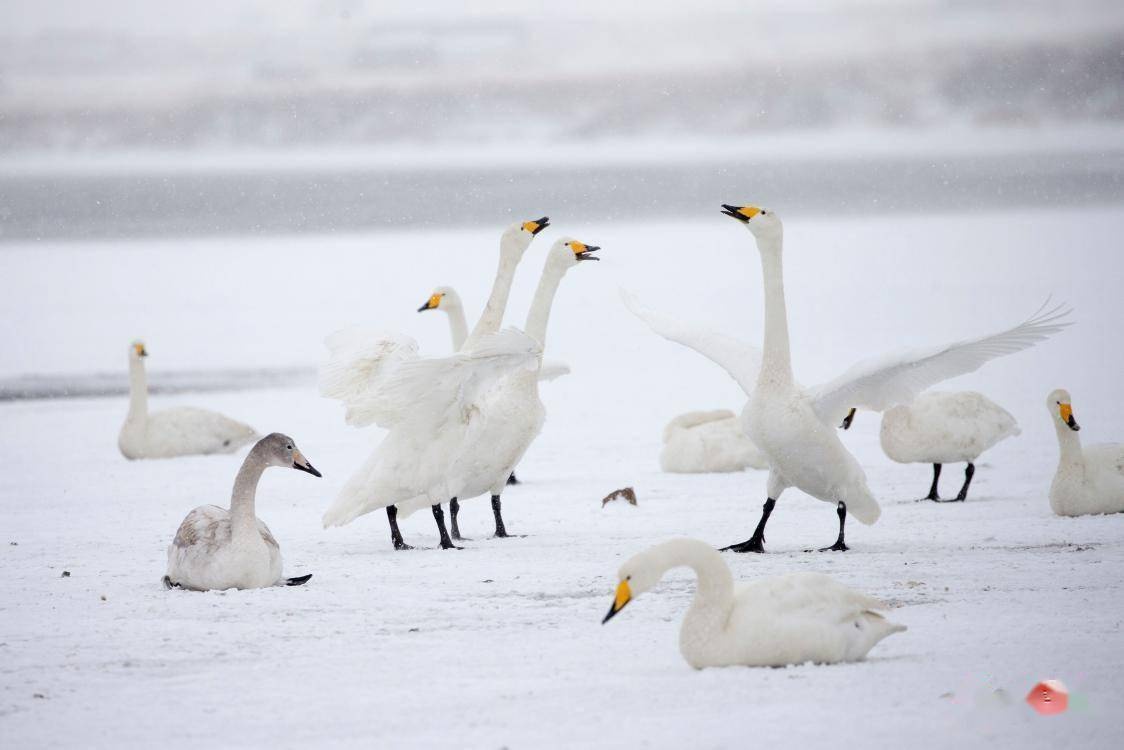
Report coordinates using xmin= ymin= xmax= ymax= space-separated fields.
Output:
xmin=286 ymin=444 xmax=293 ymax=450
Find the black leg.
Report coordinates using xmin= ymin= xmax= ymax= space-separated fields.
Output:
xmin=506 ymin=472 xmax=520 ymax=485
xmin=721 ymin=497 xmax=775 ymax=553
xmin=817 ymin=501 xmax=850 ymax=552
xmin=432 ymin=504 xmax=461 ymax=550
xmin=952 ymin=462 xmax=975 ymax=502
xmin=492 ymin=494 xmax=510 ymax=538
xmin=449 ymin=497 xmax=470 ymax=541
xmin=922 ymin=463 xmax=942 ymax=502
xmin=387 ymin=505 xmax=413 ymax=551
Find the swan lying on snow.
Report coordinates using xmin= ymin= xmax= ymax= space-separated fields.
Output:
xmin=1048 ymin=389 xmax=1124 ymax=516
xmin=118 ymin=341 xmax=257 ymax=460
xmin=677 ymin=204 xmax=1069 ymax=552
xmin=660 ymin=408 xmax=768 ymax=473
xmin=602 ymin=538 xmax=905 ymax=668
xmin=622 ymin=291 xmax=768 ymax=474
xmin=164 ymin=433 xmax=320 ymax=591
xmin=841 ymin=391 xmax=1021 ymax=502
xmin=390 ymin=238 xmax=601 ymax=541
xmin=320 ymin=220 xmax=546 ymax=549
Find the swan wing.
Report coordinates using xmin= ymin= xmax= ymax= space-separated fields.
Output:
xmin=620 ymin=288 xmax=761 ymax=396
xmin=809 ymin=301 xmax=1072 ymax=426
xmin=366 ymin=328 xmax=542 ymax=429
xmin=538 ymin=359 xmax=571 ymax=382
xmin=736 ymin=572 xmax=887 ymax=619
xmin=318 ymin=327 xmax=420 ymax=427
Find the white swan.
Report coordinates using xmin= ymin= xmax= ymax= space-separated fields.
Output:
xmin=716 ymin=204 xmax=1069 ymax=552
xmin=841 ymin=391 xmax=1021 ymax=502
xmin=1047 ymin=389 xmax=1124 ymax=516
xmin=418 ymin=284 xmax=572 ymax=380
xmin=319 ymin=219 xmax=546 ymax=549
xmin=660 ymin=408 xmax=768 ymax=473
xmin=164 ymin=433 xmax=321 ymax=591
xmin=601 ymin=538 xmax=906 ymax=668
xmin=321 ymin=328 xmax=542 ymax=548
xmin=390 ymin=238 xmax=601 ymax=540
xmin=118 ymin=341 xmax=257 ymax=460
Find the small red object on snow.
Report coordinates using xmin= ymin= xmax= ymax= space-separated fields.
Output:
xmin=1026 ymin=679 xmax=1068 ymax=715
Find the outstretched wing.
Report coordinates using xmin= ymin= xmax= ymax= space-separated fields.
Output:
xmin=538 ymin=359 xmax=571 ymax=382
xmin=363 ymin=328 xmax=542 ymax=429
xmin=318 ymin=327 xmax=419 ymax=428
xmin=810 ymin=301 xmax=1072 ymax=426
xmin=620 ymin=288 xmax=762 ymax=396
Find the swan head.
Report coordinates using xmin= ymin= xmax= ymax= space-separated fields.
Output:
xmin=601 ymin=547 xmax=666 ymax=625
xmin=500 ymin=216 xmax=550 ymax=258
xmin=417 ymin=286 xmax=461 ymax=313
xmin=547 ymin=237 xmax=601 ymax=273
xmin=720 ymin=204 xmax=782 ymax=240
xmin=256 ymin=432 xmax=322 ymax=477
xmin=129 ymin=340 xmax=148 ymax=360
xmin=1047 ymin=389 xmax=1080 ymax=432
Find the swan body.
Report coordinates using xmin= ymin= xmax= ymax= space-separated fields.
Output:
xmin=118 ymin=342 xmax=257 ymax=460
xmin=879 ymin=391 xmax=1021 ymax=465
xmin=418 ymin=284 xmax=571 ymax=380
xmin=396 ymin=238 xmax=600 ymax=536
xmin=165 ymin=433 xmax=320 ymax=591
xmin=1048 ymin=389 xmax=1124 ymax=517
xmin=602 ymin=539 xmax=905 ymax=668
xmin=660 ymin=407 xmax=768 ymax=473
xmin=660 ymin=204 xmax=1070 ymax=551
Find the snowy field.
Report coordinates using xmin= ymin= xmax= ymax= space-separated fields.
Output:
xmin=2 ymin=206 xmax=1124 ymax=747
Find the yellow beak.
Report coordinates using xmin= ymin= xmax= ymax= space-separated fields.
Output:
xmin=602 ymin=580 xmax=632 ymax=624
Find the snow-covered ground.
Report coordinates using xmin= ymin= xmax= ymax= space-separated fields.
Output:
xmin=2 ymin=206 xmax=1123 ymax=747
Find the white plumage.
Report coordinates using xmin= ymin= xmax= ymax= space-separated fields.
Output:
xmin=660 ymin=408 xmax=768 ymax=473
xmin=118 ymin=341 xmax=257 ymax=460
xmin=165 ymin=433 xmax=320 ymax=591
xmin=602 ymin=539 xmax=906 ymax=669
xmin=1047 ymin=389 xmax=1124 ymax=517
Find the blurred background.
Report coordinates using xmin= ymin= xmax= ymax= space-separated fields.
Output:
xmin=2 ymin=0 xmax=1122 ymax=239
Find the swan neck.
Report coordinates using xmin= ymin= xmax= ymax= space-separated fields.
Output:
xmin=230 ymin=447 xmax=267 ymax=539
xmin=447 ymin=305 xmax=468 ymax=351
xmin=127 ymin=355 xmax=148 ymax=422
xmin=645 ymin=541 xmax=735 ymax=636
xmin=758 ymin=234 xmax=793 ymax=381
xmin=465 ymin=244 xmax=520 ymax=348
xmin=524 ymin=261 xmax=566 ymax=348
xmin=1054 ymin=420 xmax=1083 ymax=464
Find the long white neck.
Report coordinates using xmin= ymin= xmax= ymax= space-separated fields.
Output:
xmin=445 ymin=304 xmax=468 ymax=351
xmin=465 ymin=244 xmax=521 ymax=349
xmin=230 ymin=446 xmax=268 ymax=540
xmin=639 ymin=539 xmax=735 ymax=649
xmin=524 ymin=261 xmax=567 ymax=349
xmin=1053 ymin=419 xmax=1084 ymax=469
xmin=126 ymin=355 xmax=148 ymax=423
xmin=756 ymin=233 xmax=793 ymax=385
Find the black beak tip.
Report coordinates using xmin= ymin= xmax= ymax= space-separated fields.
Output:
xmin=531 ymin=216 xmax=550 ymax=234
xmin=417 ymin=304 xmax=430 ymax=313
xmin=720 ymin=205 xmax=747 ymax=221
xmin=295 ymin=462 xmax=322 ymax=478
xmin=1068 ymin=418 xmax=1080 ymax=431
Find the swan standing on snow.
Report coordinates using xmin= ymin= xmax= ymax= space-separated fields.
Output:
xmin=601 ymin=538 xmax=905 ymax=668
xmin=164 ymin=433 xmax=320 ymax=591
xmin=1047 ymin=389 xmax=1124 ymax=516
xmin=320 ymin=219 xmax=547 ymax=549
xmin=716 ymin=204 xmax=1069 ymax=552
xmin=622 ymin=291 xmax=767 ymax=474
xmin=402 ymin=237 xmax=600 ymax=541
xmin=659 ymin=408 xmax=768 ymax=473
xmin=119 ymin=341 xmax=257 ymax=460
xmin=840 ymin=392 xmax=1021 ymax=502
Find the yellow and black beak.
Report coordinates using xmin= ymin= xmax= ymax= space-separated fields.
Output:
xmin=840 ymin=407 xmax=856 ymax=430
xmin=417 ymin=293 xmax=443 ymax=313
xmin=570 ymin=241 xmax=601 ymax=262
xmin=134 ymin=343 xmax=148 ymax=358
xmin=720 ymin=204 xmax=762 ymax=222
xmin=602 ymin=579 xmax=631 ymax=624
xmin=522 ymin=216 xmax=550 ymax=235
xmin=1060 ymin=403 xmax=1080 ymax=431
xmin=292 ymin=450 xmax=322 ymax=478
